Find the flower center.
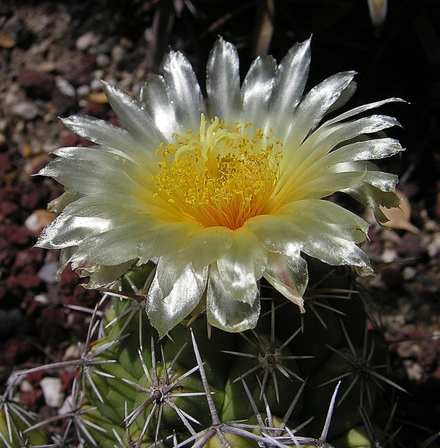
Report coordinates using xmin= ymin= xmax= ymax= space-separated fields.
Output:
xmin=154 ymin=115 xmax=282 ymax=230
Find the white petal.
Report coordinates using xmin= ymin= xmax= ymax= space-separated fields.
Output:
xmin=146 ymin=257 xmax=208 ymax=337
xmin=240 ymin=54 xmax=276 ymax=132
xmin=36 ymin=214 xmax=111 ymax=249
xmin=290 ymin=170 xmax=367 ymax=200
xmin=263 ymin=251 xmax=307 ymax=312
xmin=342 ymin=182 xmax=401 ymax=224
xmin=206 ymin=264 xmax=260 ymax=332
xmin=61 ymin=193 xmax=178 ymax=223
xmin=68 ymin=218 xmax=198 ymax=267
xmin=216 ymin=227 xmax=267 ymax=304
xmin=313 ymin=138 xmax=404 ymax=170
xmin=85 ymin=261 xmax=135 ymax=289
xmin=284 ymin=71 xmax=356 ymax=147
xmin=310 ymin=115 xmax=401 ymax=153
xmin=329 ymin=161 xmax=399 ymax=192
xmin=325 ymin=80 xmax=357 ymax=115
xmin=135 ymin=220 xmax=202 ymax=265
xmin=178 ymin=226 xmax=233 ymax=272
xmin=280 ymin=115 xmax=401 ymax=189
xmin=58 ymin=246 xmax=76 ymax=273
xmin=303 ymin=228 xmax=372 ymax=270
xmin=244 ymin=214 xmax=306 ymax=257
xmin=102 ymin=81 xmax=165 ymax=145
xmin=38 ymin=146 xmax=153 ymax=195
xmin=324 ymin=97 xmax=406 ymax=127
xmin=139 ymin=75 xmax=180 ymax=141
xmin=132 ymin=220 xmax=199 ymax=264
xmin=163 ymin=50 xmax=205 ymax=131
xmin=206 ymin=37 xmax=241 ymax=123
xmin=47 ymin=189 xmax=81 ymax=213
xmin=61 ymin=115 xmax=150 ymax=166
xmin=266 ymin=38 xmax=311 ymax=138
xmin=68 ymin=218 xmax=151 ymax=266
xmin=277 ymin=199 xmax=369 ymax=235
xmin=277 ymin=200 xmax=371 ymax=269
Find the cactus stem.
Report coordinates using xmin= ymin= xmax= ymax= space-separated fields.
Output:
xmin=122 ymin=334 xmax=206 ymax=446
xmin=224 ymin=329 xmax=305 ymax=403
xmin=190 ymin=329 xmax=320 ymax=447
xmin=321 ymin=320 xmax=407 ymax=411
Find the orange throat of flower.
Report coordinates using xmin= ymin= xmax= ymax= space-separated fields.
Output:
xmin=154 ymin=115 xmax=283 ymax=230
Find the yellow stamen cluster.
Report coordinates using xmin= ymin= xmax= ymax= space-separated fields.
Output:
xmin=155 ymin=115 xmax=282 ymax=230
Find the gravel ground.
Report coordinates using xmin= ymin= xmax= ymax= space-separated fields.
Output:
xmin=1 ymin=1 xmax=440 ymax=446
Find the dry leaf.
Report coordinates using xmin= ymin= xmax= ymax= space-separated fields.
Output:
xmin=366 ymin=188 xmax=419 ymax=233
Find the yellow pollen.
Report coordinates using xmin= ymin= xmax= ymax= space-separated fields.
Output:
xmin=155 ymin=114 xmax=282 ymax=230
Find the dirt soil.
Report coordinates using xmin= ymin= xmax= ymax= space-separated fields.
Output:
xmin=1 ymin=0 xmax=440 ymax=446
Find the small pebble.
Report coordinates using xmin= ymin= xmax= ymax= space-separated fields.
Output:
xmin=11 ymin=101 xmax=39 ymax=120
xmin=427 ymin=233 xmax=440 ymax=257
xmin=58 ymin=395 xmax=74 ymax=415
xmin=403 ymin=359 xmax=424 ymax=382
xmin=56 ymin=76 xmax=76 ymax=97
xmin=0 ymin=118 xmax=8 ymax=132
xmin=76 ymin=84 xmax=90 ymax=97
xmin=96 ymin=53 xmax=111 ymax=67
xmin=40 ymin=377 xmax=64 ymax=408
xmin=90 ymin=77 xmax=103 ymax=91
xmin=111 ymin=44 xmax=126 ymax=64
xmin=402 ymin=266 xmax=417 ymax=280
xmin=381 ymin=248 xmax=397 ymax=263
xmin=20 ymin=379 xmax=33 ymax=393
xmin=76 ymin=31 xmax=100 ymax=51
xmin=62 ymin=344 xmax=80 ymax=361
xmin=33 ymin=293 xmax=49 ymax=304
xmin=38 ymin=260 xmax=59 ymax=283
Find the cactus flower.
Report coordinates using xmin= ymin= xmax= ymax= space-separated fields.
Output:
xmin=36 ymin=37 xmax=403 ymax=336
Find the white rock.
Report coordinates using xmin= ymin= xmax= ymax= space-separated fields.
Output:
xmin=402 ymin=266 xmax=416 ymax=280
xmin=33 ymin=293 xmax=49 ymax=304
xmin=40 ymin=377 xmax=64 ymax=408
xmin=20 ymin=379 xmax=33 ymax=393
xmin=11 ymin=101 xmax=39 ymax=120
xmin=58 ymin=394 xmax=75 ymax=415
xmin=96 ymin=53 xmax=111 ymax=67
xmin=381 ymin=248 xmax=397 ymax=263
xmin=90 ymin=77 xmax=103 ymax=91
xmin=56 ymin=76 xmax=76 ymax=97
xmin=111 ymin=44 xmax=126 ymax=63
xmin=38 ymin=261 xmax=59 ymax=283
xmin=76 ymin=31 xmax=100 ymax=51
xmin=76 ymin=84 xmax=90 ymax=97
xmin=0 ymin=118 xmax=8 ymax=132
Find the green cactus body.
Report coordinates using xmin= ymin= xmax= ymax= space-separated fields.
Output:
xmin=302 ymin=346 xmax=378 ymax=439
xmin=69 ymin=263 xmax=395 ymax=447
xmin=330 ymin=424 xmax=374 ymax=448
xmin=221 ymin=334 xmax=303 ymax=421
xmin=165 ymin=317 xmax=237 ymax=391
xmin=203 ymin=432 xmax=259 ymax=448
xmin=0 ymin=406 xmax=48 ymax=447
